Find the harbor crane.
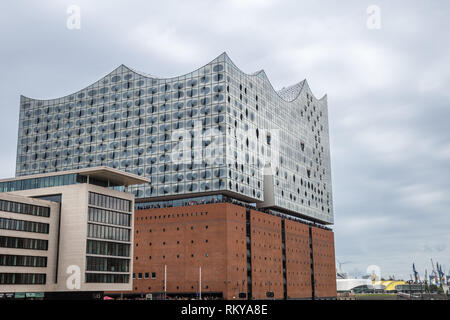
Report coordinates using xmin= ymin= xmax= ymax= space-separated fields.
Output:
xmin=412 ymin=263 xmax=420 ymax=283
xmin=436 ymin=262 xmax=445 ymax=285
xmin=431 ymin=259 xmax=439 ymax=285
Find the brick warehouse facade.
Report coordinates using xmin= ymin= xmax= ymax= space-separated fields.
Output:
xmin=126 ymin=202 xmax=336 ymax=300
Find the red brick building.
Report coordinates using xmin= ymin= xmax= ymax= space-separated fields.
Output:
xmin=123 ymin=201 xmax=336 ymax=300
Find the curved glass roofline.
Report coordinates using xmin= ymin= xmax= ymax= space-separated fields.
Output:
xmin=20 ymin=52 xmax=327 ymax=104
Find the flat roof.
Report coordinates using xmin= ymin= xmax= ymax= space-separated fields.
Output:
xmin=0 ymin=166 xmax=150 ymax=187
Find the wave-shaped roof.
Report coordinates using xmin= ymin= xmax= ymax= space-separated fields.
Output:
xmin=22 ymin=52 xmax=326 ymax=103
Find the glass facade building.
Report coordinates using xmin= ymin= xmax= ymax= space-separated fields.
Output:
xmin=16 ymin=53 xmax=333 ymax=224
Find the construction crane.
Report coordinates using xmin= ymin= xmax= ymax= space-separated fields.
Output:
xmin=436 ymin=262 xmax=445 ymax=285
xmin=412 ymin=263 xmax=420 ymax=283
xmin=431 ymin=259 xmax=439 ymax=286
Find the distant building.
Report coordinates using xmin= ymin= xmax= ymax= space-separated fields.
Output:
xmin=337 ymin=278 xmax=373 ymax=293
xmin=372 ymin=280 xmax=424 ymax=293
xmin=0 ymin=167 xmax=148 ymax=299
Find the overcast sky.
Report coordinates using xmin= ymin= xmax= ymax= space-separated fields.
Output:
xmin=0 ymin=0 xmax=449 ymax=280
